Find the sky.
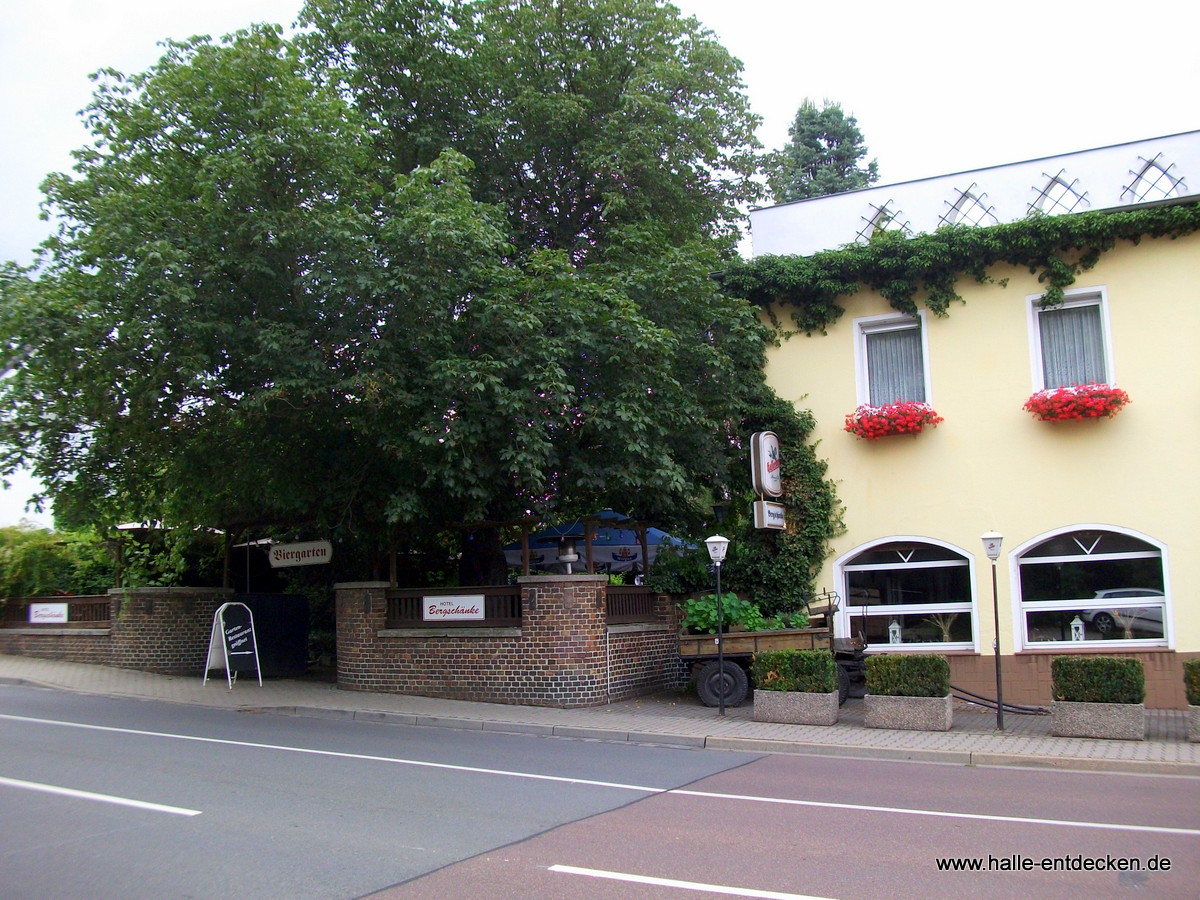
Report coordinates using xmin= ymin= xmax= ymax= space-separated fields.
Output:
xmin=2 ymin=0 xmax=1197 ymax=528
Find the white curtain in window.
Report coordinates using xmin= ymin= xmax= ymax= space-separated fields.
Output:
xmin=1039 ymin=305 xmax=1105 ymax=387
xmin=866 ymin=327 xmax=924 ymax=404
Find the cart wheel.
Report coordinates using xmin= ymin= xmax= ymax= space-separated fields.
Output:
xmin=696 ymin=660 xmax=749 ymax=708
xmin=837 ymin=664 xmax=850 ymax=706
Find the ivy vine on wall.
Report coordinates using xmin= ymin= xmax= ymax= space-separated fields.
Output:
xmin=719 ymin=202 xmax=1200 ymax=335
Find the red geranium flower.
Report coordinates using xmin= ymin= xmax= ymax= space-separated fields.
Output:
xmin=844 ymin=400 xmax=944 ymax=440
xmin=1023 ymin=383 xmax=1130 ymax=422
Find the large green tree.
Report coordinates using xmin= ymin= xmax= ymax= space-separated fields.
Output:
xmin=298 ymin=0 xmax=763 ymax=256
xmin=0 ymin=26 xmax=386 ymax=537
xmin=764 ymin=98 xmax=879 ymax=204
xmin=2 ymin=1 xmax=837 ymax=588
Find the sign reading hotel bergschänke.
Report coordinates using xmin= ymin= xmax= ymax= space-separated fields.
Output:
xmin=28 ymin=602 xmax=69 ymax=624
xmin=269 ymin=540 xmax=333 ymax=568
xmin=423 ymin=596 xmax=486 ymax=622
xmin=750 ymin=431 xmax=783 ymax=498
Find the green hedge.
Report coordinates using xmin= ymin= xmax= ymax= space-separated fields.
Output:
xmin=1051 ymin=656 xmax=1145 ymax=704
xmin=1182 ymin=658 xmax=1200 ymax=706
xmin=751 ymin=649 xmax=837 ymax=693
xmin=864 ymin=654 xmax=950 ymax=698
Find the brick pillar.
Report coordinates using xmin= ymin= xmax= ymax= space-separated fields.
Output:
xmin=518 ymin=575 xmax=608 ymax=706
xmin=335 ymin=582 xmax=389 ymax=690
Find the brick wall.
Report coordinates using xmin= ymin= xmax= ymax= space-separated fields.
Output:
xmin=947 ymin=650 xmax=1197 ymax=710
xmin=0 ymin=628 xmax=110 ymax=665
xmin=1 ymin=588 xmax=230 ymax=677
xmin=335 ymin=576 xmax=682 ymax=707
xmin=109 ymin=588 xmax=230 ymax=675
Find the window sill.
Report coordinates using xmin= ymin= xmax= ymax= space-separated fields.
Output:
xmin=868 ymin=645 xmax=976 ymax=655
xmin=1016 ymin=644 xmax=1171 ymax=655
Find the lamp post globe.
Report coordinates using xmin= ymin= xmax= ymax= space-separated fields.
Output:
xmin=705 ymin=535 xmax=731 ymax=715
xmin=980 ymin=530 xmax=1004 ymax=730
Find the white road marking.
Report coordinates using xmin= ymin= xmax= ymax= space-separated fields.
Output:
xmin=669 ymin=788 xmax=1200 ymax=837
xmin=5 ymin=713 xmax=1197 ymax=837
xmin=549 ymin=864 xmax=836 ymax=899
xmin=0 ymin=713 xmax=661 ymax=793
xmin=0 ymin=775 xmax=202 ymax=816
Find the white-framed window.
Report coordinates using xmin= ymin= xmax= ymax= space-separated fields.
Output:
xmin=1027 ymin=287 xmax=1113 ymax=390
xmin=1014 ymin=527 xmax=1169 ymax=650
xmin=837 ymin=538 xmax=976 ymax=651
xmin=854 ymin=312 xmax=930 ymax=406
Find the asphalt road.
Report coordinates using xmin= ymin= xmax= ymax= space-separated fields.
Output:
xmin=0 ymin=683 xmax=756 ymax=899
xmin=390 ymin=753 xmax=1200 ymax=899
xmin=3 ymin=683 xmax=1198 ymax=900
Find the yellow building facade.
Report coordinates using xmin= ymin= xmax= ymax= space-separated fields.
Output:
xmin=750 ymin=133 xmax=1200 ymax=708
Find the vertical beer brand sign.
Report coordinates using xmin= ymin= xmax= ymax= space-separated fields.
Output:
xmin=750 ymin=431 xmax=786 ymax=530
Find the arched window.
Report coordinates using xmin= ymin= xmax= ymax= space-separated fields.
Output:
xmin=1122 ymin=154 xmax=1186 ymax=203
xmin=939 ymin=185 xmax=999 ymax=228
xmin=838 ymin=539 xmax=975 ymax=650
xmin=1015 ymin=527 xmax=1168 ymax=648
xmin=1029 ymin=170 xmax=1089 ymax=216
xmin=856 ymin=201 xmax=910 ymax=243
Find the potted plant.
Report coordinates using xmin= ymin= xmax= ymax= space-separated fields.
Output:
xmin=1023 ymin=383 xmax=1130 ymax=422
xmin=844 ymin=400 xmax=943 ymax=440
xmin=1049 ymin=655 xmax=1145 ymax=740
xmin=751 ymin=649 xmax=839 ymax=725
xmin=923 ymin=612 xmax=959 ymax=642
xmin=1183 ymin=658 xmax=1200 ymax=743
xmin=864 ymin=653 xmax=952 ymax=731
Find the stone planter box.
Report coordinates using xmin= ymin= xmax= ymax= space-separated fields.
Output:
xmin=1187 ymin=705 xmax=1199 ymax=743
xmin=753 ymin=689 xmax=839 ymax=726
xmin=864 ymin=693 xmax=952 ymax=731
xmin=1050 ymin=701 xmax=1145 ymax=741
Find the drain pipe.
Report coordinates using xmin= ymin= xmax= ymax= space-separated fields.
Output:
xmin=605 ymin=629 xmax=611 ymax=702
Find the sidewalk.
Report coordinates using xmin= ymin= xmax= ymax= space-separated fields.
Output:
xmin=2 ymin=653 xmax=1197 ymax=776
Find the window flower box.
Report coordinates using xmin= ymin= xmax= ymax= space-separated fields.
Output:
xmin=843 ymin=401 xmax=943 ymax=440
xmin=1023 ymin=383 xmax=1130 ymax=422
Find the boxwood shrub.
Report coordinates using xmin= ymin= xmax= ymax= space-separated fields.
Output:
xmin=864 ymin=654 xmax=950 ymax=698
xmin=1181 ymin=658 xmax=1200 ymax=706
xmin=751 ymin=649 xmax=837 ymax=693
xmin=1051 ymin=655 xmax=1145 ymax=704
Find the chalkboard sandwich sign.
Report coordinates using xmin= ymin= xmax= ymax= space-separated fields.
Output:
xmin=204 ymin=602 xmax=263 ymax=689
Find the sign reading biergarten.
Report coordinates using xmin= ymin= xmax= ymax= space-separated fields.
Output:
xmin=750 ymin=431 xmax=786 ymax=529
xmin=269 ymin=540 xmax=333 ymax=568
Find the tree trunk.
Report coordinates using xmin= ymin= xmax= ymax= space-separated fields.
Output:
xmin=458 ymin=526 xmax=509 ymax=586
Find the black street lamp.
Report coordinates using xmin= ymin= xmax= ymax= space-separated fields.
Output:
xmin=981 ymin=530 xmax=1005 ymax=731
xmin=705 ymin=534 xmax=730 ymax=715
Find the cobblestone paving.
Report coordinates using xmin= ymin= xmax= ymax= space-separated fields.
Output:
xmin=2 ymin=654 xmax=1196 ymax=774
